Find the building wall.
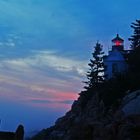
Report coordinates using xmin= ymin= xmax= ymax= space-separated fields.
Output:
xmin=105 ymin=60 xmax=127 ymax=78
xmin=104 ymin=49 xmax=128 ymax=79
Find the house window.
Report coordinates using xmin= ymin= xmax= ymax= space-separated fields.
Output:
xmin=112 ymin=63 xmax=118 ymax=74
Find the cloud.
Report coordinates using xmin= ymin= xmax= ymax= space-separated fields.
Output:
xmin=0 ymin=76 xmax=78 ymax=108
xmin=0 ymin=27 xmax=21 ymax=50
xmin=29 ymin=98 xmax=73 ymax=105
xmin=0 ymin=49 xmax=85 ymax=108
xmin=0 ymin=49 xmax=87 ymax=95
xmin=32 ymin=50 xmax=88 ymax=75
xmin=1 ymin=49 xmax=88 ymax=76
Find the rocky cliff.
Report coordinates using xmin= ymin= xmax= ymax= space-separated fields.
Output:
xmin=30 ymin=89 xmax=140 ymax=140
xmin=0 ymin=125 xmax=24 ymax=140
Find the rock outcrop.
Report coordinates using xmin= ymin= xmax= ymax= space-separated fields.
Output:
xmin=0 ymin=124 xmax=24 ymax=140
xmin=31 ymin=90 xmax=140 ymax=140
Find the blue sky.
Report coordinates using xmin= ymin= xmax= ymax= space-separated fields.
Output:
xmin=0 ymin=0 xmax=139 ymax=136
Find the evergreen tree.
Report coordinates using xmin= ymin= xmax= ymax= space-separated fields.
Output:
xmin=129 ymin=19 xmax=140 ymax=49
xmin=127 ymin=19 xmax=140 ymax=90
xmin=128 ymin=19 xmax=140 ymax=72
xmin=84 ymin=42 xmax=106 ymax=90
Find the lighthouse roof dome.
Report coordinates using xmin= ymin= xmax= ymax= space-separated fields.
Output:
xmin=112 ymin=34 xmax=124 ymax=42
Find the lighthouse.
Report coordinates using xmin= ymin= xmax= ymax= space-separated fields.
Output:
xmin=104 ymin=34 xmax=128 ymax=79
xmin=112 ymin=34 xmax=124 ymax=51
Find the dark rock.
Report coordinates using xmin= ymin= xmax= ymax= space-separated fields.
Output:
xmin=31 ymin=90 xmax=140 ymax=140
xmin=0 ymin=124 xmax=24 ymax=140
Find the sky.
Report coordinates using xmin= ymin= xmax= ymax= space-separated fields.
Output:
xmin=0 ymin=0 xmax=140 ymax=136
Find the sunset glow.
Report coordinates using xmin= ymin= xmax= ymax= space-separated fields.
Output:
xmin=0 ymin=0 xmax=139 ymax=136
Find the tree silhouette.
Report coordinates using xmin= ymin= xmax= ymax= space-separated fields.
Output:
xmin=128 ymin=19 xmax=140 ymax=73
xmin=84 ymin=42 xmax=106 ymax=90
xmin=126 ymin=19 xmax=140 ymax=90
xmin=129 ymin=19 xmax=140 ymax=49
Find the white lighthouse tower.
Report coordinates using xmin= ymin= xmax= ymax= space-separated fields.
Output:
xmin=104 ymin=34 xmax=128 ymax=78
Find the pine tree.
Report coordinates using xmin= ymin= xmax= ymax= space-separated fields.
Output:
xmin=128 ymin=19 xmax=140 ymax=72
xmin=129 ymin=19 xmax=140 ymax=49
xmin=127 ymin=19 xmax=140 ymax=90
xmin=84 ymin=42 xmax=106 ymax=90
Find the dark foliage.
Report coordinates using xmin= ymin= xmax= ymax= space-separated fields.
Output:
xmin=127 ymin=19 xmax=140 ymax=90
xmin=100 ymin=73 xmax=130 ymax=108
xmin=129 ymin=19 xmax=140 ymax=50
xmin=128 ymin=20 xmax=140 ymax=72
xmin=84 ymin=42 xmax=106 ymax=90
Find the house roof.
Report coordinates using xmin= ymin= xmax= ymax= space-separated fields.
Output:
xmin=112 ymin=34 xmax=124 ymax=42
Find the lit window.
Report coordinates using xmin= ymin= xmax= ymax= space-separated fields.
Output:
xmin=115 ymin=41 xmax=121 ymax=46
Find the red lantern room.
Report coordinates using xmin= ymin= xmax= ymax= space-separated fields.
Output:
xmin=112 ymin=34 xmax=124 ymax=51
